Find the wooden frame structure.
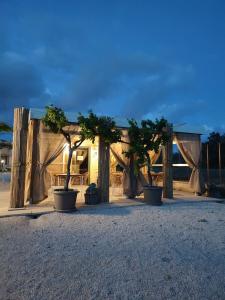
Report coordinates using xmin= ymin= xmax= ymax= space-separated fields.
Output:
xmin=10 ymin=107 xmax=174 ymax=208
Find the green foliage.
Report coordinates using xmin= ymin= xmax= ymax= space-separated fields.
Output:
xmin=78 ymin=111 xmax=99 ymax=143
xmin=42 ymin=106 xmax=121 ymax=190
xmin=43 ymin=106 xmax=121 ymax=146
xmin=201 ymin=131 xmax=225 ymax=170
xmin=207 ymin=131 xmax=225 ymax=144
xmin=42 ymin=105 xmax=68 ymax=134
xmin=0 ymin=122 xmax=12 ymax=133
xmin=78 ymin=111 xmax=121 ymax=145
xmin=124 ymin=117 xmax=169 ymax=180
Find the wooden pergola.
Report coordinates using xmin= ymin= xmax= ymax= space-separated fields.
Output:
xmin=10 ymin=107 xmax=173 ymax=208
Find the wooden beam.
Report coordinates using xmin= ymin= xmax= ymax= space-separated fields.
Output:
xmin=24 ymin=119 xmax=39 ymax=204
xmin=218 ymin=142 xmax=222 ymax=185
xmin=128 ymin=154 xmax=137 ymax=199
xmin=97 ymin=137 xmax=110 ymax=203
xmin=10 ymin=108 xmax=29 ymax=208
xmin=162 ymin=124 xmax=173 ymax=199
xmin=206 ymin=143 xmax=210 ymax=183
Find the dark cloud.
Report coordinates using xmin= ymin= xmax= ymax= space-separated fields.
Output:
xmin=30 ymin=17 xmax=87 ymax=72
xmin=0 ymin=52 xmax=46 ymax=122
xmin=61 ymin=54 xmax=195 ymax=120
xmin=0 ymin=0 xmax=224 ymax=133
xmin=157 ymin=100 xmax=206 ymax=123
xmin=0 ymin=3 xmax=88 ymax=73
xmin=122 ymin=64 xmax=195 ymax=118
xmin=61 ymin=54 xmax=165 ymax=109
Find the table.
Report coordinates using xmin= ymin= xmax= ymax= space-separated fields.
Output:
xmin=53 ymin=173 xmax=85 ymax=186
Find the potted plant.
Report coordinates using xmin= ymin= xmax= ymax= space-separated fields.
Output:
xmin=43 ymin=106 xmax=121 ymax=210
xmin=78 ymin=112 xmax=121 ymax=203
xmin=43 ymin=106 xmax=97 ymax=211
xmin=124 ymin=118 xmax=169 ymax=205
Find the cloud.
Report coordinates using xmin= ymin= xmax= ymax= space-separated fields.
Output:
xmin=122 ymin=64 xmax=195 ymax=118
xmin=154 ymin=99 xmax=206 ymax=123
xmin=0 ymin=51 xmax=46 ymax=122
xmin=61 ymin=54 xmax=195 ymax=120
xmin=0 ymin=2 xmax=198 ymax=124
xmin=60 ymin=54 xmax=168 ymax=110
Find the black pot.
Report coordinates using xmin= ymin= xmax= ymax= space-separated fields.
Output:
xmin=53 ymin=189 xmax=79 ymax=212
xmin=143 ymin=186 xmax=163 ymax=206
xmin=85 ymin=192 xmax=100 ymax=205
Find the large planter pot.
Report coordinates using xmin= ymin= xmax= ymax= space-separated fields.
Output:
xmin=143 ymin=186 xmax=163 ymax=206
xmin=53 ymin=189 xmax=79 ymax=212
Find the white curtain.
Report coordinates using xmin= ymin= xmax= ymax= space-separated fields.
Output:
xmin=174 ymin=133 xmax=205 ymax=194
xmin=25 ymin=121 xmax=66 ymax=203
xmin=110 ymin=132 xmax=147 ymax=197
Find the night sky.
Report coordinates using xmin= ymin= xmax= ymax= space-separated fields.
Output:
xmin=1 ymin=0 xmax=225 ymax=136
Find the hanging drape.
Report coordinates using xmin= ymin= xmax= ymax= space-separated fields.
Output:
xmin=110 ymin=145 xmax=131 ymax=195
xmin=140 ymin=148 xmax=162 ymax=172
xmin=150 ymin=148 xmax=162 ymax=165
xmin=110 ymin=132 xmax=147 ymax=197
xmin=25 ymin=120 xmax=66 ymax=203
xmin=174 ymin=133 xmax=205 ymax=194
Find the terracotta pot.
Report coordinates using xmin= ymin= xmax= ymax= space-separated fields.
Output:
xmin=143 ymin=186 xmax=163 ymax=206
xmin=53 ymin=189 xmax=79 ymax=212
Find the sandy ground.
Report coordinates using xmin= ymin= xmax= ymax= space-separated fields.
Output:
xmin=0 ymin=201 xmax=225 ymax=300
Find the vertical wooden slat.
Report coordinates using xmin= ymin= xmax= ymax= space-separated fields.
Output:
xmin=218 ymin=142 xmax=222 ymax=185
xmin=162 ymin=124 xmax=173 ymax=199
xmin=24 ymin=119 xmax=39 ymax=204
xmin=206 ymin=143 xmax=210 ymax=183
xmin=97 ymin=137 xmax=110 ymax=203
xmin=128 ymin=154 xmax=137 ymax=199
xmin=10 ymin=108 xmax=29 ymax=208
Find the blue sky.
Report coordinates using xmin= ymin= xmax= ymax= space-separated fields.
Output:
xmin=0 ymin=0 xmax=225 ymax=136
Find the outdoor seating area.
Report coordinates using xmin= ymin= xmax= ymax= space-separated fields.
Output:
xmin=7 ymin=107 xmax=207 ymax=209
xmin=52 ymin=173 xmax=88 ymax=186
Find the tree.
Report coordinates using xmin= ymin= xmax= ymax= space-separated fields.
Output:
xmin=43 ymin=106 xmax=91 ymax=191
xmin=207 ymin=132 xmax=225 ymax=144
xmin=123 ymin=118 xmax=169 ymax=186
xmin=0 ymin=122 xmax=12 ymax=133
xmin=78 ymin=111 xmax=121 ymax=146
xmin=79 ymin=112 xmax=122 ymax=202
xmin=202 ymin=131 xmax=225 ymax=169
xmin=43 ymin=106 xmax=121 ymax=192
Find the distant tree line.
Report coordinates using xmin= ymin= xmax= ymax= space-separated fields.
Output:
xmin=202 ymin=132 xmax=225 ymax=169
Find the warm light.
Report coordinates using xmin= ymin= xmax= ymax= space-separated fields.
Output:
xmin=77 ymin=155 xmax=84 ymax=161
xmin=1 ymin=160 xmax=5 ymax=164
xmin=92 ymin=149 xmax=98 ymax=160
xmin=63 ymin=143 xmax=70 ymax=154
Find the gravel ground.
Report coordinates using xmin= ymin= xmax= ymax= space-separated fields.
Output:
xmin=0 ymin=201 xmax=225 ymax=300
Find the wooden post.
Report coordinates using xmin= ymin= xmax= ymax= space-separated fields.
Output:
xmin=162 ymin=124 xmax=173 ymax=199
xmin=218 ymin=142 xmax=222 ymax=185
xmin=97 ymin=137 xmax=110 ymax=202
xmin=10 ymin=108 xmax=29 ymax=208
xmin=206 ymin=143 xmax=210 ymax=183
xmin=128 ymin=154 xmax=137 ymax=199
xmin=24 ymin=119 xmax=39 ymax=204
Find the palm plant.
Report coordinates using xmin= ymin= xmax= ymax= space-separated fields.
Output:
xmin=0 ymin=122 xmax=12 ymax=133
